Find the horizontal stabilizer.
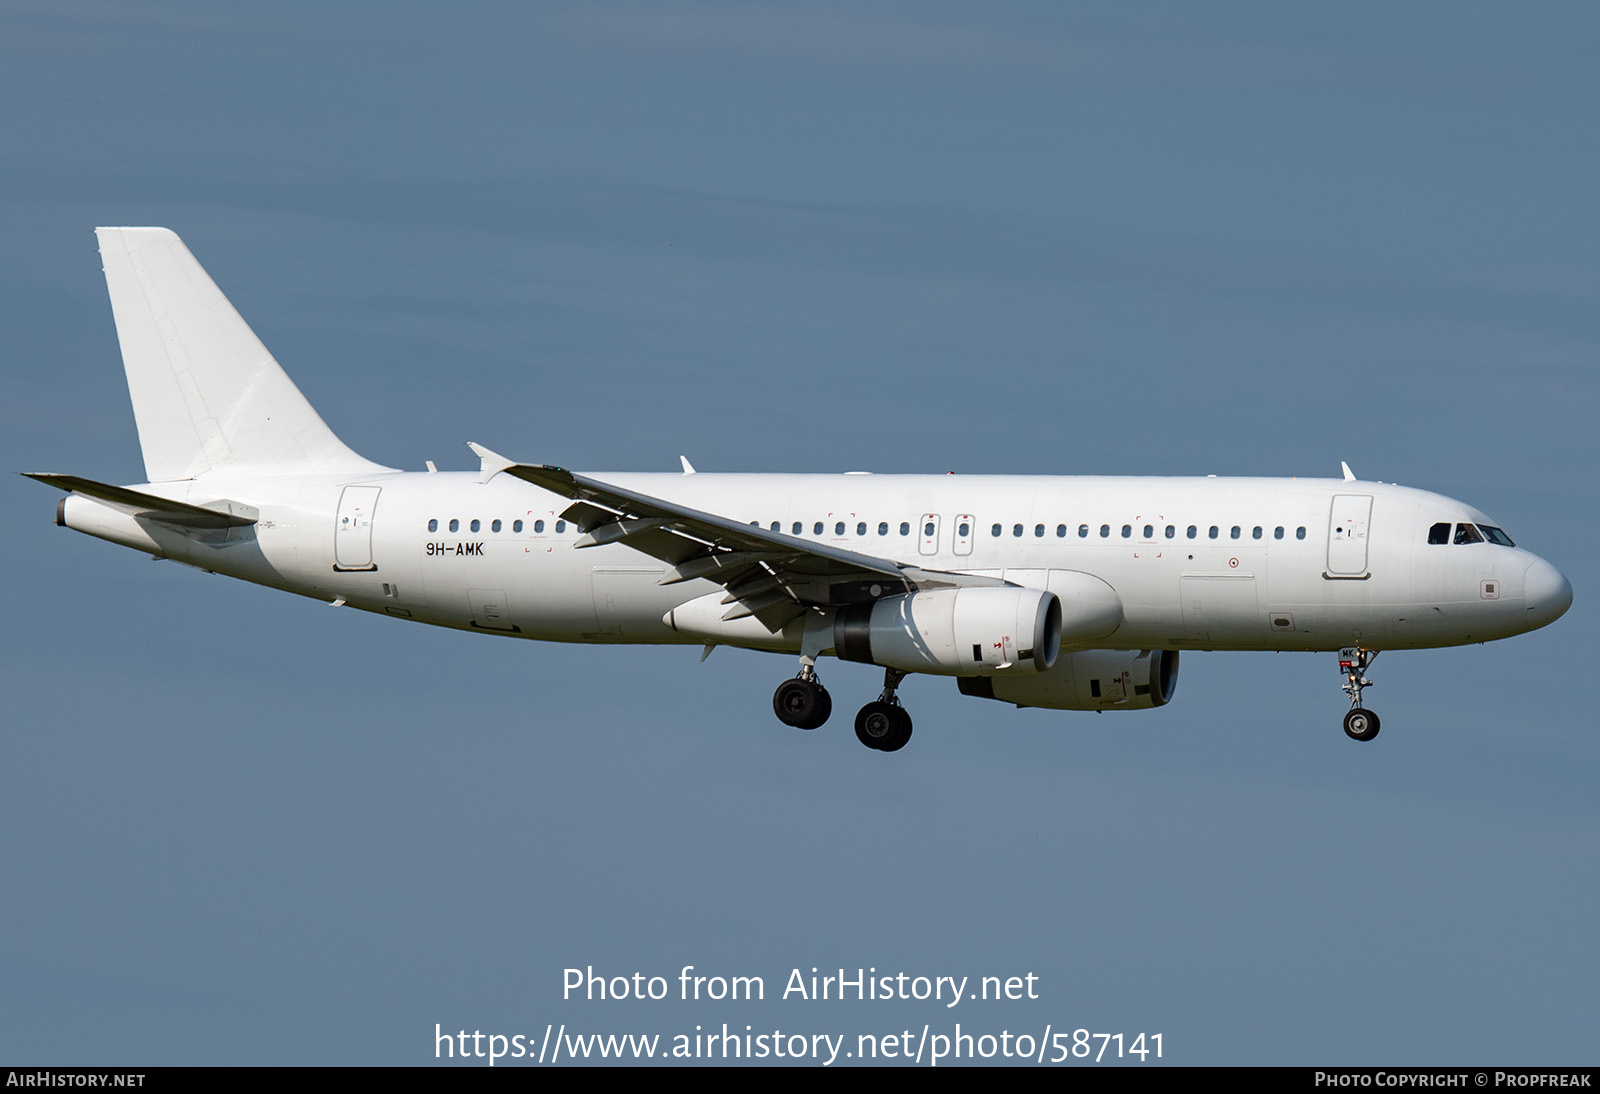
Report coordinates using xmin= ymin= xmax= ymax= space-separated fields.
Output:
xmin=23 ymin=473 xmax=257 ymax=528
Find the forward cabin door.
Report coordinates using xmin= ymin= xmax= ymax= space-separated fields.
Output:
xmin=334 ymin=486 xmax=380 ymax=571
xmin=1326 ymin=494 xmax=1373 ymax=577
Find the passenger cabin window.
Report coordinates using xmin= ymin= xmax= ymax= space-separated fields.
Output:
xmin=1209 ymin=526 xmax=1219 ymax=539
xmin=1186 ymin=525 xmax=1196 ymax=539
xmin=449 ymin=519 xmax=459 ymax=533
xmin=857 ymin=522 xmax=867 ymax=536
xmin=1079 ymin=524 xmax=1089 ymax=538
xmin=470 ymin=519 xmax=480 ymax=532
xmin=1252 ymin=526 xmax=1262 ymax=540
xmin=513 ymin=520 xmax=523 ymax=533
xmin=792 ymin=522 xmax=802 ymax=535
xmin=1296 ymin=527 xmax=1306 ymax=540
xmin=1013 ymin=524 xmax=1024 ymax=537
xmin=1273 ymin=526 xmax=1283 ymax=540
xmin=771 ymin=521 xmax=781 ymax=532
xmin=555 ymin=520 xmax=566 ymax=533
xmin=1100 ymin=524 xmax=1110 ymax=538
xmin=1034 ymin=524 xmax=1045 ymax=537
xmin=428 ymin=519 xmax=438 ymax=532
xmin=1056 ymin=524 xmax=1067 ymax=538
xmin=880 ymin=522 xmax=890 ymax=536
xmin=491 ymin=519 xmax=502 ymax=533
xmin=1143 ymin=524 xmax=1153 ymax=538
xmin=958 ymin=522 xmax=970 ymax=537
xmin=534 ymin=520 xmax=545 ymax=532
xmin=1165 ymin=525 xmax=1175 ymax=539
xmin=835 ymin=522 xmax=846 ymax=536
xmin=814 ymin=522 xmax=824 ymax=535
xmin=900 ymin=522 xmax=910 ymax=536
xmin=1428 ymin=522 xmax=1451 ymax=545
xmin=1121 ymin=524 xmax=1132 ymax=538
xmin=1230 ymin=526 xmax=1241 ymax=540
xmin=1454 ymin=523 xmax=1484 ymax=545
xmin=992 ymin=524 xmax=1002 ymax=537
xmin=924 ymin=521 xmax=936 ymax=537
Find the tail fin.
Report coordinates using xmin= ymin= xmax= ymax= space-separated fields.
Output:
xmin=95 ymin=227 xmax=391 ymax=482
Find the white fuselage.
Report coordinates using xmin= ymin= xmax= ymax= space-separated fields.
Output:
xmin=62 ymin=469 xmax=1564 ymax=656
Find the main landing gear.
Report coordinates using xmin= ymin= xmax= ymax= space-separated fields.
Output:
xmin=773 ymin=667 xmax=831 ymax=731
xmin=771 ymin=665 xmax=914 ymax=751
xmin=1339 ymin=648 xmax=1381 ymax=742
xmin=854 ymin=669 xmax=913 ymax=753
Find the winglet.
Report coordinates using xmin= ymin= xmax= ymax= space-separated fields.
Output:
xmin=467 ymin=442 xmax=517 ymax=483
xmin=1340 ymin=461 xmax=1357 ymax=482
xmin=680 ymin=455 xmax=696 ymax=475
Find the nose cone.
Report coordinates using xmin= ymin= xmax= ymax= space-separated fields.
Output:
xmin=1523 ymin=557 xmax=1573 ymax=632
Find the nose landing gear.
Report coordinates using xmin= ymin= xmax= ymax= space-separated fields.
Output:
xmin=1339 ymin=648 xmax=1381 ymax=741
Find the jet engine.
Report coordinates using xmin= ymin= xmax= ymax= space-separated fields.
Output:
xmin=957 ymin=649 xmax=1180 ymax=711
xmin=833 ymin=587 xmax=1061 ymax=676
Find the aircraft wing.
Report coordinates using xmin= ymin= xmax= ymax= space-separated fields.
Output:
xmin=492 ymin=458 xmax=999 ymax=631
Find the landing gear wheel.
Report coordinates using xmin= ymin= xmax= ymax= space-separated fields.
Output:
xmin=855 ymin=702 xmax=913 ymax=752
xmin=855 ymin=701 xmax=894 ymax=749
xmin=1343 ymin=707 xmax=1381 ymax=742
xmin=773 ymin=677 xmax=831 ymax=730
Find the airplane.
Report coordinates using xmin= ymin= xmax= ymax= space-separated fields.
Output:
xmin=27 ymin=228 xmax=1573 ymax=752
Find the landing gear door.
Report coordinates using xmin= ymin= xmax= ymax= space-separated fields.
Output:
xmin=1327 ymin=494 xmax=1373 ymax=576
xmin=334 ymin=485 xmax=380 ymax=571
xmin=918 ymin=514 xmax=940 ymax=557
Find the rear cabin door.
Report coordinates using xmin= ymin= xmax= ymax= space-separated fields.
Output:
xmin=334 ymin=486 xmax=380 ymax=571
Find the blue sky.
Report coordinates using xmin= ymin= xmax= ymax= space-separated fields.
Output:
xmin=2 ymin=2 xmax=1595 ymax=1065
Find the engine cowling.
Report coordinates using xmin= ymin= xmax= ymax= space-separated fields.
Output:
xmin=834 ymin=587 xmax=1061 ymax=676
xmin=957 ymin=649 xmax=1180 ymax=711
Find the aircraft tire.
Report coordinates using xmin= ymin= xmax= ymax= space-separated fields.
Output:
xmin=854 ymin=701 xmax=894 ymax=749
xmin=855 ymin=702 xmax=913 ymax=751
xmin=774 ymin=678 xmax=830 ymax=730
xmin=1343 ymin=707 xmax=1381 ymax=742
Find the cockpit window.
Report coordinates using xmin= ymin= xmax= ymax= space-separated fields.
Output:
xmin=1428 ymin=522 xmax=1450 ymax=545
xmin=1453 ymin=523 xmax=1484 ymax=545
xmin=1478 ymin=525 xmax=1515 ymax=547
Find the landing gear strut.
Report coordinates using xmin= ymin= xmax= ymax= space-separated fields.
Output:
xmin=1339 ymin=648 xmax=1381 ymax=742
xmin=855 ymin=669 xmax=913 ymax=752
xmin=773 ymin=666 xmax=831 ymax=730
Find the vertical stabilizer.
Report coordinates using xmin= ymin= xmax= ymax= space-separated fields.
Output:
xmin=95 ymin=227 xmax=391 ymax=482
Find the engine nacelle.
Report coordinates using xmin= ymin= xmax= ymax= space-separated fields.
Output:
xmin=834 ymin=587 xmax=1062 ymax=676
xmin=957 ymin=649 xmax=1180 ymax=711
